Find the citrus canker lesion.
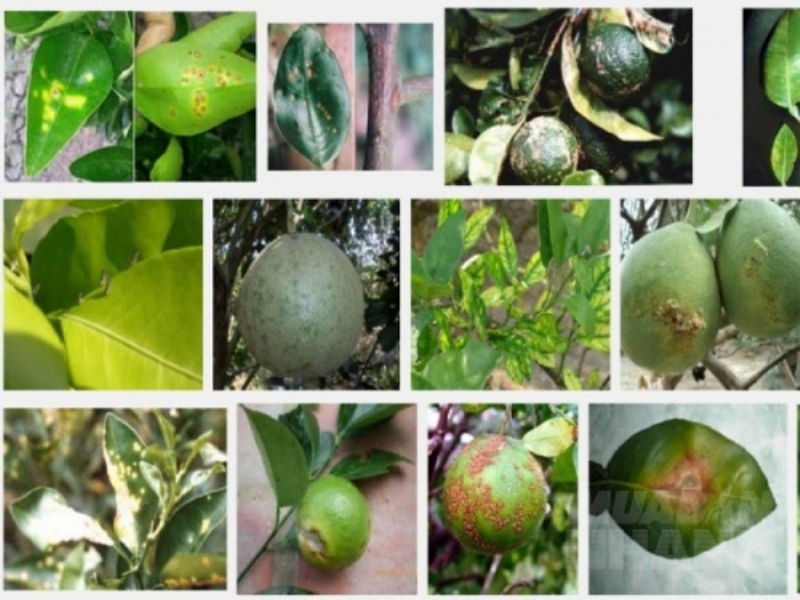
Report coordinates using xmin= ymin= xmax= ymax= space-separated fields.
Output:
xmin=508 ymin=116 xmax=579 ymax=185
xmin=441 ymin=435 xmax=548 ymax=554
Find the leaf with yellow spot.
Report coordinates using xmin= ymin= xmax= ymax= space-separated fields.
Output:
xmin=9 ymin=487 xmax=113 ymax=551
xmin=160 ymin=554 xmax=226 ymax=589
xmin=273 ymin=25 xmax=351 ymax=168
xmin=25 ymin=32 xmax=113 ymax=176
xmin=154 ymin=487 xmax=226 ymax=575
xmin=103 ymin=413 xmax=159 ymax=559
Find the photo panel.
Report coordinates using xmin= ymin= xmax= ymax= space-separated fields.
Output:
xmin=444 ymin=8 xmax=693 ymax=185
xmin=411 ymin=199 xmax=610 ymax=391
xmin=590 ymin=403 xmax=786 ymax=594
xmin=268 ymin=23 xmax=433 ymax=171
xmin=4 ymin=408 xmax=227 ymax=591
xmin=238 ymin=403 xmax=416 ymax=594
xmin=5 ymin=11 xmax=134 ymax=182
xmin=213 ymin=199 xmax=400 ymax=390
xmin=4 ymin=198 xmax=204 ymax=391
xmin=134 ymin=12 xmax=257 ymax=182
xmin=428 ymin=403 xmax=578 ymax=594
xmin=620 ymin=199 xmax=800 ymax=391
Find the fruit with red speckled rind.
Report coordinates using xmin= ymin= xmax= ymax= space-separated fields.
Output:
xmin=441 ymin=434 xmax=549 ymax=554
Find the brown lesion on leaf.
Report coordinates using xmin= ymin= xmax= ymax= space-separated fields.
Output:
xmin=651 ymin=454 xmax=711 ymax=514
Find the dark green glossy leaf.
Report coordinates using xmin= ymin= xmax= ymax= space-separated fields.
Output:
xmin=103 ymin=413 xmax=159 ymax=559
xmin=4 ymin=279 xmax=69 ymax=390
xmin=5 ymin=11 xmax=84 ymax=36
xmin=764 ymin=10 xmax=800 ymax=117
xmin=451 ymin=106 xmax=475 ymax=135
xmin=423 ymin=210 xmax=466 ymax=284
xmin=9 ymin=487 xmax=112 ymax=551
xmin=445 ymin=132 xmax=474 ymax=184
xmin=468 ymin=124 xmax=517 ymax=185
xmin=538 ymin=201 xmax=553 ymax=267
xmin=561 ymin=25 xmax=661 ymax=141
xmin=69 ymin=146 xmax=133 ymax=182
xmin=160 ymin=554 xmax=225 ymax=589
xmin=463 ymin=206 xmax=494 ymax=251
xmin=273 ymin=25 xmax=350 ymax=168
xmin=771 ymin=123 xmax=797 ymax=185
xmin=329 ymin=449 xmax=412 ymax=481
xmin=242 ymin=405 xmax=309 ymax=508
xmin=546 ymin=200 xmax=568 ymax=266
xmin=26 ymin=33 xmax=113 ymax=176
xmin=523 ymin=417 xmax=576 ymax=458
xmin=420 ymin=339 xmax=501 ymax=390
xmin=337 ymin=404 xmax=411 ymax=440
xmin=497 ymin=218 xmax=518 ymax=281
xmin=594 ymin=418 xmax=776 ymax=559
xmin=155 ymin=488 xmax=226 ymax=575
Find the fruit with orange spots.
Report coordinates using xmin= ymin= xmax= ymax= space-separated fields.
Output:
xmin=441 ymin=434 xmax=548 ymax=554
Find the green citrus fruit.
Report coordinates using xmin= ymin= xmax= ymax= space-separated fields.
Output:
xmin=561 ymin=104 xmax=623 ymax=175
xmin=441 ymin=434 xmax=548 ymax=554
xmin=237 ymin=233 xmax=364 ymax=378
xmin=579 ymin=22 xmax=651 ymax=106
xmin=509 ymin=116 xmax=578 ymax=184
xmin=296 ymin=475 xmax=371 ymax=570
xmin=621 ymin=222 xmax=721 ymax=374
xmin=716 ymin=199 xmax=800 ymax=338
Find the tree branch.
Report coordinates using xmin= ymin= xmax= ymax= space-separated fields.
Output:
xmin=360 ymin=23 xmax=400 ymax=170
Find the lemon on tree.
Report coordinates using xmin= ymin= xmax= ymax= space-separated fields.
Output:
xmin=716 ymin=199 xmax=800 ymax=338
xmin=621 ymin=222 xmax=721 ymax=374
xmin=296 ymin=475 xmax=371 ymax=570
xmin=441 ymin=434 xmax=548 ymax=554
xmin=237 ymin=233 xmax=364 ymax=378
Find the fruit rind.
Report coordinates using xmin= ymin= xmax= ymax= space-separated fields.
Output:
xmin=441 ymin=434 xmax=548 ymax=554
xmin=716 ymin=199 xmax=800 ymax=338
xmin=237 ymin=233 xmax=364 ymax=378
xmin=621 ymin=222 xmax=721 ymax=374
xmin=509 ymin=116 xmax=579 ymax=185
xmin=296 ymin=475 xmax=371 ymax=570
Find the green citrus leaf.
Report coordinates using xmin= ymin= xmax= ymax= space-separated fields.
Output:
xmin=551 ymin=442 xmax=578 ymax=484
xmin=420 ymin=339 xmax=501 ymax=390
xmin=5 ymin=11 xmax=85 ymax=36
xmin=578 ymin=199 xmax=610 ymax=254
xmin=103 ymin=413 xmax=159 ymax=558
xmin=764 ymin=10 xmax=800 ymax=117
xmin=694 ymin=199 xmax=740 ymax=234
xmin=561 ymin=170 xmax=605 ymax=185
xmin=25 ymin=32 xmax=113 ymax=176
xmin=160 ymin=554 xmax=226 ymax=589
xmin=468 ymin=124 xmax=518 ymax=185
xmin=451 ymin=106 xmax=475 ymax=135
xmin=337 ymin=404 xmax=411 ymax=440
xmin=444 ymin=132 xmax=474 ymax=184
xmin=561 ymin=24 xmax=661 ymax=141
xmin=150 ymin=136 xmax=183 ymax=181
xmin=155 ymin=488 xmax=226 ymax=575
xmin=60 ymin=248 xmax=202 ymax=390
xmin=562 ymin=293 xmax=596 ymax=336
xmin=242 ymin=405 xmax=309 ymax=508
xmin=69 ymin=145 xmax=133 ymax=182
xmin=180 ymin=12 xmax=256 ymax=52
xmin=451 ymin=63 xmax=506 ymax=90
xmin=273 ymin=25 xmax=350 ymax=168
xmin=463 ymin=206 xmax=494 ymax=251
xmin=497 ymin=217 xmax=518 ymax=281
xmin=771 ymin=123 xmax=797 ymax=185
xmin=177 ymin=464 xmax=225 ymax=502
xmin=523 ymin=417 xmax=577 ymax=457
xmin=4 ymin=279 xmax=68 ymax=390
xmin=135 ymin=42 xmax=256 ymax=136
xmin=423 ymin=210 xmax=466 ymax=284
xmin=599 ymin=418 xmax=777 ymax=559
xmin=330 ymin=449 xmax=412 ymax=481
xmin=9 ymin=487 xmax=113 ymax=551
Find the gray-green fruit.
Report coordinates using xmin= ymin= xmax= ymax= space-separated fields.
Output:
xmin=237 ymin=233 xmax=364 ymax=377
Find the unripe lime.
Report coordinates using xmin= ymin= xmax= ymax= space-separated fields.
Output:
xmin=296 ymin=475 xmax=371 ymax=570
xmin=441 ymin=434 xmax=548 ymax=554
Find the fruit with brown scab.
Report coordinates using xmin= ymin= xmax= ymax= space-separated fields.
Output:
xmin=441 ymin=434 xmax=549 ymax=554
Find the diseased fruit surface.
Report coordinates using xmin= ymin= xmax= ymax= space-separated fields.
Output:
xmin=579 ymin=22 xmax=651 ymax=106
xmin=441 ymin=434 xmax=548 ymax=554
xmin=621 ymin=222 xmax=721 ymax=374
xmin=296 ymin=475 xmax=371 ymax=570
xmin=509 ymin=116 xmax=578 ymax=184
xmin=237 ymin=233 xmax=364 ymax=378
xmin=716 ymin=199 xmax=800 ymax=338
xmin=561 ymin=104 xmax=623 ymax=175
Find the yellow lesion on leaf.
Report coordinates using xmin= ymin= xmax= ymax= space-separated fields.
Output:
xmin=83 ymin=72 xmax=94 ymax=84
xmin=63 ymin=94 xmax=87 ymax=109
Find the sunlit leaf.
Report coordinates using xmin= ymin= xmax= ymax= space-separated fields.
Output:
xmin=563 ymin=367 xmax=583 ymax=391
xmin=103 ymin=413 xmax=159 ymax=559
xmin=445 ymin=132 xmax=474 ymax=184
xmin=523 ymin=417 xmax=576 ymax=457
xmin=26 ymin=33 xmax=113 ymax=176
xmin=764 ymin=10 xmax=800 ymax=117
xmin=273 ymin=25 xmax=350 ymax=168
xmin=551 ymin=442 xmax=578 ymax=484
xmin=9 ymin=487 xmax=113 ymax=551
xmin=452 ymin=63 xmax=506 ymax=90
xmin=561 ymin=25 xmax=661 ymax=141
xmin=468 ymin=124 xmax=518 ymax=185
xmin=497 ymin=218 xmax=518 ymax=282
xmin=423 ymin=210 xmax=466 ymax=284
xmin=770 ymin=124 xmax=797 ymax=185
